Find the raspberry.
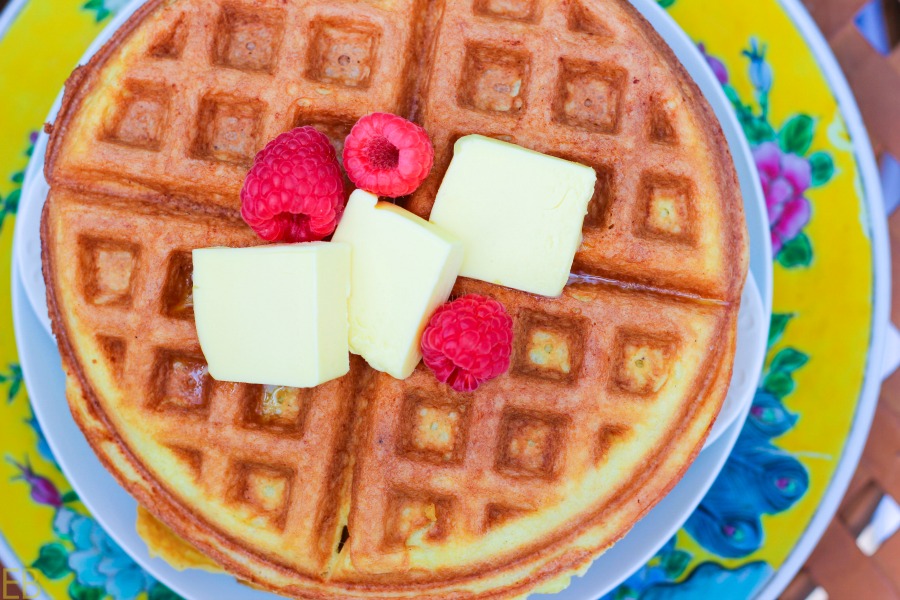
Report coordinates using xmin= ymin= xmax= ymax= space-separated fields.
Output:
xmin=241 ymin=127 xmax=346 ymax=242
xmin=342 ymin=113 xmax=434 ymax=197
xmin=420 ymin=294 xmax=513 ymax=392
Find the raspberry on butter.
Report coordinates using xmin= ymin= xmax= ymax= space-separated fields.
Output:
xmin=241 ymin=127 xmax=346 ymax=243
xmin=342 ymin=113 xmax=434 ymax=197
xmin=420 ymin=294 xmax=513 ymax=392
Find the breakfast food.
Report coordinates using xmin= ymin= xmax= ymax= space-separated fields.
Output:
xmin=40 ymin=0 xmax=748 ymax=598
xmin=192 ymin=243 xmax=351 ymax=388
xmin=332 ymin=190 xmax=463 ymax=380
xmin=240 ymin=127 xmax=346 ymax=243
xmin=343 ymin=112 xmax=435 ymax=197
xmin=421 ymin=294 xmax=514 ymax=392
xmin=431 ymin=135 xmax=597 ymax=297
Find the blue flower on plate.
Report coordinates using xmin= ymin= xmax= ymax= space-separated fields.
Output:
xmin=684 ymin=389 xmax=809 ymax=558
xmin=742 ymin=38 xmax=773 ymax=96
xmin=54 ymin=508 xmax=155 ymax=600
xmin=641 ymin=561 xmax=772 ymax=599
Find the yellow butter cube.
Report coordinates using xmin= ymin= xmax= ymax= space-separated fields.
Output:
xmin=192 ymin=243 xmax=350 ymax=388
xmin=332 ymin=190 xmax=463 ymax=379
xmin=430 ymin=135 xmax=596 ymax=297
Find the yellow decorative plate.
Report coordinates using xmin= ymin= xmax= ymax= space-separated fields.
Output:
xmin=0 ymin=0 xmax=887 ymax=598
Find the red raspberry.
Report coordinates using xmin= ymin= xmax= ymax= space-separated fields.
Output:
xmin=342 ymin=113 xmax=434 ymax=197
xmin=420 ymin=294 xmax=513 ymax=392
xmin=241 ymin=127 xmax=346 ymax=242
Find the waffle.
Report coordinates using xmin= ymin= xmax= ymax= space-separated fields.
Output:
xmin=41 ymin=0 xmax=748 ymax=597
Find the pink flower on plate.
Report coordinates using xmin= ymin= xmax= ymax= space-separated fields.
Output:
xmin=753 ymin=141 xmax=812 ymax=254
xmin=698 ymin=43 xmax=729 ymax=85
xmin=8 ymin=456 xmax=63 ymax=508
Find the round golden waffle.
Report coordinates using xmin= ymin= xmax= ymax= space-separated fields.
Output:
xmin=41 ymin=0 xmax=748 ymax=597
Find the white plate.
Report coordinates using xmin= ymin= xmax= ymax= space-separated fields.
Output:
xmin=11 ymin=0 xmax=773 ymax=596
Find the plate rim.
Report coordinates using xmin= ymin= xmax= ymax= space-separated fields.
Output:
xmin=752 ymin=1 xmax=890 ymax=597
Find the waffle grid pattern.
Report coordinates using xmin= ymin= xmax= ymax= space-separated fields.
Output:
xmin=345 ymin=280 xmax=727 ymax=570
xmin=54 ymin=0 xmax=422 ymax=202
xmin=409 ymin=0 xmax=739 ymax=299
xmin=53 ymin=200 xmax=357 ymax=570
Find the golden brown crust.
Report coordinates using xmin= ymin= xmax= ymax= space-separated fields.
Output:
xmin=612 ymin=0 xmax=747 ymax=300
xmin=40 ymin=0 xmax=749 ymax=597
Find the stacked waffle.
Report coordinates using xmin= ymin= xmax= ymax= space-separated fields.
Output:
xmin=41 ymin=0 xmax=748 ymax=597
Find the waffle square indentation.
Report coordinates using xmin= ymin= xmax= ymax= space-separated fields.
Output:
xmin=496 ymin=409 xmax=568 ymax=479
xmin=168 ymin=445 xmax=203 ymax=479
xmin=473 ymin=0 xmax=539 ymax=23
xmin=648 ymin=97 xmax=678 ymax=145
xmin=242 ymin=385 xmax=311 ymax=436
xmin=611 ymin=330 xmax=676 ymax=395
xmin=483 ymin=503 xmax=528 ymax=530
xmin=566 ymin=0 xmax=608 ymax=36
xmin=97 ymin=335 xmax=126 ymax=380
xmin=595 ymin=424 xmax=629 ymax=463
xmin=383 ymin=490 xmax=453 ymax=548
xmin=554 ymin=58 xmax=626 ymax=134
xmin=230 ymin=462 xmax=294 ymax=528
xmin=458 ymin=43 xmax=531 ymax=115
xmin=512 ymin=309 xmax=587 ymax=383
xmin=148 ymin=17 xmax=188 ymax=59
xmin=295 ymin=112 xmax=354 ymax=153
xmin=398 ymin=393 xmax=470 ymax=465
xmin=161 ymin=251 xmax=194 ymax=319
xmin=192 ymin=95 xmax=264 ymax=166
xmin=213 ymin=4 xmax=285 ymax=73
xmin=102 ymin=82 xmax=170 ymax=151
xmin=306 ymin=18 xmax=379 ymax=88
xmin=79 ymin=237 xmax=140 ymax=307
xmin=548 ymin=152 xmax=615 ymax=229
xmin=151 ymin=352 xmax=212 ymax=413
xmin=636 ymin=173 xmax=697 ymax=245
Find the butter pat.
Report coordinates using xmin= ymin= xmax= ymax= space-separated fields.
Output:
xmin=332 ymin=190 xmax=463 ymax=379
xmin=192 ymin=243 xmax=350 ymax=388
xmin=430 ymin=135 xmax=596 ymax=297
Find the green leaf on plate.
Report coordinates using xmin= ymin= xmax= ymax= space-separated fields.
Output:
xmin=777 ymin=233 xmax=813 ymax=268
xmin=768 ymin=313 xmax=794 ymax=348
xmin=778 ymin=114 xmax=815 ymax=156
xmin=770 ymin=348 xmax=809 ymax=373
xmin=6 ymin=188 xmax=21 ymax=214
xmin=149 ymin=582 xmax=185 ymax=600
xmin=723 ymin=84 xmax=741 ymax=106
xmin=81 ymin=0 xmax=110 ymax=22
xmin=744 ymin=118 xmax=776 ymax=145
xmin=661 ymin=549 xmax=692 ymax=579
xmin=613 ymin=585 xmax=638 ymax=600
xmin=61 ymin=490 xmax=80 ymax=504
xmin=68 ymin=579 xmax=104 ymax=600
xmin=809 ymin=151 xmax=835 ymax=187
xmin=763 ymin=371 xmax=794 ymax=399
xmin=11 ymin=171 xmax=24 ymax=184
xmin=7 ymin=378 xmax=21 ymax=402
xmin=656 ymin=0 xmax=676 ymax=7
xmin=32 ymin=543 xmax=70 ymax=580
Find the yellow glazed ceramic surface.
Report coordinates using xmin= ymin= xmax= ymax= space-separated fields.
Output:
xmin=0 ymin=0 xmax=878 ymax=598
